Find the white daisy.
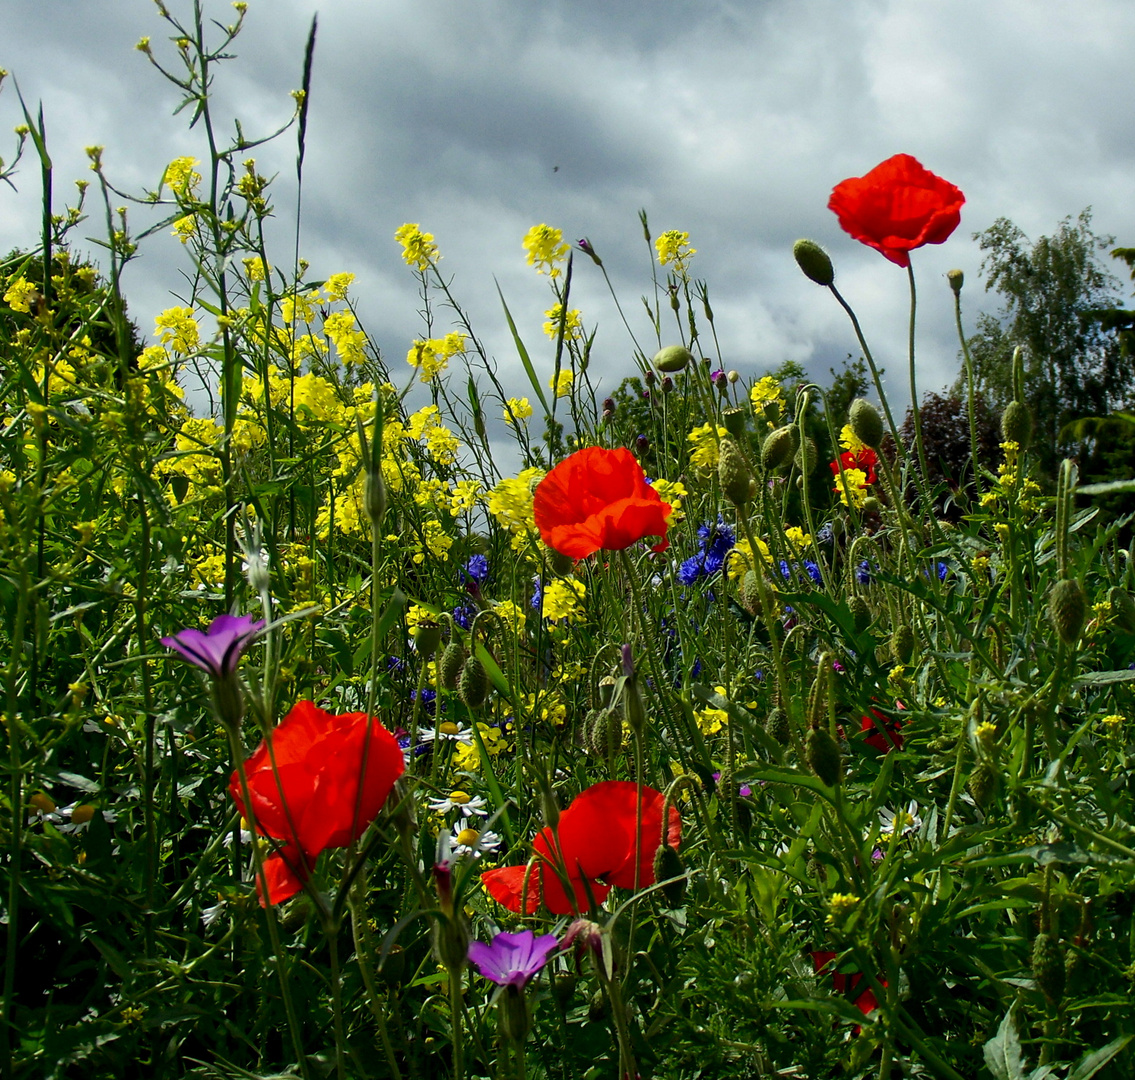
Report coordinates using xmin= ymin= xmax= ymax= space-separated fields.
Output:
xmin=879 ymin=801 xmax=922 ymax=840
xmin=418 ymin=721 xmax=474 ymax=745
xmin=428 ymin=789 xmax=488 ymax=817
xmin=451 ymin=824 xmax=502 ymax=859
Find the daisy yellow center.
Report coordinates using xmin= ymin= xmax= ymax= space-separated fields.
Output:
xmin=440 ymin=722 xmax=460 ymax=736
xmin=449 ymin=790 xmax=471 ymax=804
xmin=456 ymin=828 xmax=480 ymax=847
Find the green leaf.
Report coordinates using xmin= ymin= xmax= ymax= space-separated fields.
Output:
xmin=495 ymin=280 xmax=550 ymax=415
xmin=1067 ymin=1035 xmax=1134 ymax=1080
xmin=1075 ymin=668 xmax=1135 ymax=686
xmin=1077 ymin=479 xmax=1135 ymax=495
xmin=983 ymin=1005 xmax=1026 ymax=1080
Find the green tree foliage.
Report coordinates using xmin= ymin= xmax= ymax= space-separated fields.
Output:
xmin=961 ymin=210 xmax=1130 ymax=478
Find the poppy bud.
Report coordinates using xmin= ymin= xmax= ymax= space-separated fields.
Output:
xmin=718 ymin=437 xmax=752 ymax=506
xmin=644 ymin=369 xmax=657 ymax=387
xmin=653 ymin=345 xmax=692 ymax=373
xmin=588 ymin=988 xmax=611 ymax=1022
xmin=849 ymin=398 xmax=884 ymax=450
xmin=805 ymin=725 xmax=841 ymax=787
xmin=727 ymin=370 xmax=739 ymax=384
xmin=1032 ymin=931 xmax=1065 ymax=1006
xmin=890 ymin=623 xmax=915 ymax=665
xmin=601 ymin=709 xmax=625 ymax=759
xmin=1048 ymin=578 xmax=1087 ymax=647
xmin=723 ymin=406 xmax=747 ymax=439
xmin=551 ymin=971 xmax=577 ymax=1010
xmin=967 ymin=761 xmax=997 ymax=807
xmin=634 ymin=434 xmax=650 ymax=459
xmin=652 ymin=843 xmax=686 ymax=906
xmin=793 ymin=239 xmax=835 ymax=286
xmin=740 ymin=569 xmax=762 ymax=616
xmin=602 ymin=397 xmax=616 ymax=415
xmin=765 ymin=707 xmax=790 ymax=745
xmin=947 ymin=268 xmax=964 ymax=294
xmin=761 ymin=425 xmax=797 ymax=471
xmin=661 ymin=376 xmax=674 ymax=393
xmin=794 ymin=437 xmax=818 ymax=475
xmin=1109 ymin=586 xmax=1135 ymax=633
xmin=413 ymin=621 xmax=442 ymax=658
xmin=850 ymin=594 xmax=872 ymax=634
xmin=861 ymin=496 xmax=882 ymax=514
xmin=1001 ymin=400 xmax=1033 ymax=450
xmin=457 ymin=655 xmax=490 ymax=709
xmin=621 ymin=645 xmax=647 ymax=734
xmin=439 ymin=641 xmax=466 ymax=691
xmin=431 ymin=910 xmax=470 ymax=974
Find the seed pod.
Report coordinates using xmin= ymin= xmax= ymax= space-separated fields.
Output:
xmin=413 ymin=621 xmax=442 ymax=659
xmin=761 ymin=425 xmax=797 ymax=471
xmin=805 ymin=725 xmax=842 ymax=787
xmin=550 ymin=971 xmax=577 ymax=1011
xmin=793 ymin=238 xmax=835 ymax=286
xmin=1048 ymin=578 xmax=1087 ymax=646
xmin=1001 ymin=400 xmax=1034 ymax=450
xmin=848 ymin=398 xmax=884 ymax=450
xmin=765 ymin=707 xmax=790 ymax=745
xmin=653 ymin=345 xmax=692 ymax=373
xmin=947 ymin=268 xmax=964 ymax=294
xmin=723 ymin=406 xmax=747 ymax=439
xmin=457 ymin=655 xmax=490 ymax=709
xmin=849 ymin=594 xmax=872 ymax=634
xmin=890 ymin=623 xmax=915 ymax=664
xmin=861 ymin=496 xmax=882 ymax=514
xmin=439 ymin=642 xmax=466 ymax=690
xmin=1032 ymin=931 xmax=1065 ymax=1006
xmin=718 ymin=437 xmax=752 ymax=506
xmin=967 ymin=761 xmax=997 ymax=807
xmin=653 ymin=844 xmax=686 ymax=906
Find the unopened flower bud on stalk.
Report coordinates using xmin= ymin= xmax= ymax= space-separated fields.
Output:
xmin=1048 ymin=578 xmax=1087 ymax=646
xmin=849 ymin=398 xmax=884 ymax=450
xmin=1000 ymin=400 xmax=1033 ymax=450
xmin=653 ymin=345 xmax=692 ymax=373
xmin=947 ymin=268 xmax=964 ymax=294
xmin=761 ymin=425 xmax=797 ymax=471
xmin=793 ymin=238 xmax=835 ymax=286
xmin=458 ymin=655 xmax=490 ymax=709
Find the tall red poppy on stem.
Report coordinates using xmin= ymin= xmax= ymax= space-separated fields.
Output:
xmin=230 ymin=700 xmax=405 ymax=905
xmin=481 ymin=781 xmax=681 ymax=915
xmin=533 ymin=446 xmax=671 ymax=559
xmin=828 ymin=154 xmax=964 ymax=268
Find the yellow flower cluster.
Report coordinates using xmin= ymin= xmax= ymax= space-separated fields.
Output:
xmin=542 ymin=304 xmax=583 ymax=341
xmin=727 ymin=536 xmax=771 ymax=580
xmin=523 ymin=691 xmax=568 ymax=728
xmin=839 ymin=424 xmax=866 ymax=454
xmin=487 ymin=468 xmax=545 ymax=549
xmin=655 ymin=230 xmax=696 ymax=272
xmin=750 ymin=376 xmax=784 ymax=421
xmin=453 ymin=722 xmax=512 ymax=772
xmin=154 ymin=307 xmax=200 ymax=354
xmin=835 ymin=467 xmax=869 ymax=509
xmin=522 ymin=224 xmax=569 ymax=277
xmin=3 ymin=276 xmax=37 ymax=313
xmin=550 ymin=370 xmax=573 ymax=398
xmin=696 ymin=706 xmax=728 ymax=736
xmin=394 ymin=223 xmax=439 ymax=271
xmin=687 ymin=423 xmax=727 ymax=469
xmin=650 ymin=478 xmax=687 ymax=523
xmin=503 ymin=397 xmax=533 ymax=426
xmin=539 ymin=578 xmax=586 ymax=622
xmin=162 ymin=156 xmax=201 ymax=197
xmin=323 ymin=310 xmax=367 ymax=366
xmin=406 ymin=332 xmax=466 ymax=383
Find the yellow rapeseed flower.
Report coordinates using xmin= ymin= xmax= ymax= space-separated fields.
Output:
xmin=687 ymin=423 xmax=727 ymax=469
xmin=522 ymin=224 xmax=569 ymax=277
xmin=154 ymin=307 xmax=200 ymax=354
xmin=655 ymin=230 xmax=696 ymax=272
xmin=550 ymin=370 xmax=573 ymax=398
xmin=504 ymin=397 xmax=533 ymax=426
xmin=394 ymin=223 xmax=439 ymax=271
xmin=162 ymin=156 xmax=201 ymax=197
xmin=542 ymin=304 xmax=583 ymax=341
xmin=3 ymin=276 xmax=36 ymax=313
xmin=539 ymin=578 xmax=586 ymax=622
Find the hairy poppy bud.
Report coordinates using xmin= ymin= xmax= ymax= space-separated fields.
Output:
xmin=861 ymin=496 xmax=882 ymax=514
xmin=850 ymin=594 xmax=872 ymax=634
xmin=431 ymin=910 xmax=470 ymax=974
xmin=1032 ymin=931 xmax=1065 ymax=1006
xmin=1001 ymin=400 xmax=1033 ymax=450
xmin=1109 ymin=586 xmax=1135 ymax=633
xmin=1048 ymin=578 xmax=1087 ymax=647
xmin=550 ymin=548 xmax=576 ymax=576
xmin=653 ymin=843 xmax=686 ymax=906
xmin=761 ymin=425 xmax=797 ymax=471
xmin=793 ymin=238 xmax=835 ymax=286
xmin=794 ymin=437 xmax=818 ymax=475
xmin=967 ymin=761 xmax=997 ymax=807
xmin=849 ymin=398 xmax=884 ymax=450
xmin=765 ymin=707 xmax=790 ymax=745
xmin=439 ymin=641 xmax=466 ymax=691
xmin=890 ymin=623 xmax=915 ymax=665
xmin=805 ymin=725 xmax=842 ymax=787
xmin=653 ymin=345 xmax=692 ymax=373
xmin=947 ymin=268 xmax=964 ymax=294
xmin=740 ymin=569 xmax=763 ymax=616
xmin=718 ymin=437 xmax=752 ymax=506
xmin=457 ymin=655 xmax=490 ymax=709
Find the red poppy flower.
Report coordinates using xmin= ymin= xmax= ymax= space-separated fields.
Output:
xmin=860 ymin=705 xmax=904 ymax=753
xmin=230 ymin=700 xmax=405 ymax=905
xmin=830 ymin=447 xmax=879 ymax=486
xmin=533 ymin=446 xmax=671 ymax=559
xmin=828 ymin=154 xmax=965 ymax=268
xmin=812 ymin=951 xmax=884 ymax=1023
xmin=481 ymin=781 xmax=681 ymax=915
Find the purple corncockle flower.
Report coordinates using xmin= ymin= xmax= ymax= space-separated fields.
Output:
xmin=467 ymin=930 xmax=559 ymax=988
xmin=161 ymin=614 xmax=263 ymax=679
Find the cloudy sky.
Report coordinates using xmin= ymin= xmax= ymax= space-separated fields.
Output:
xmin=4 ymin=0 xmax=1134 ymax=421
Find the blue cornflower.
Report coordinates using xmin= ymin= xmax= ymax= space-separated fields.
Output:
xmin=530 ymin=576 xmax=544 ymax=610
xmin=464 ymin=554 xmax=489 ymax=583
xmin=804 ymin=560 xmax=822 ymax=584
xmin=816 ymin=523 xmax=834 ymax=544
xmin=451 ymin=602 xmax=475 ymax=630
xmin=678 ymin=555 xmax=705 ymax=586
xmin=856 ymin=560 xmax=873 ymax=586
xmin=780 ymin=560 xmax=792 ymax=579
xmin=703 ymin=548 xmax=726 ymax=576
xmin=937 ymin=561 xmax=949 ymax=582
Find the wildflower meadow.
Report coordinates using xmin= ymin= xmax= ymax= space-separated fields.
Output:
xmin=4 ymin=5 xmax=1135 ymax=1080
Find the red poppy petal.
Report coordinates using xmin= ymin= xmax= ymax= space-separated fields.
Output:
xmin=256 ymin=846 xmax=307 ymax=907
